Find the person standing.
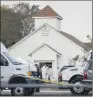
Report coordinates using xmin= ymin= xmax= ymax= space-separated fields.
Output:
xmin=48 ymin=67 xmax=53 ymax=80
xmin=41 ymin=65 xmax=46 ymax=79
xmin=39 ymin=65 xmax=42 ymax=79
xmin=35 ymin=64 xmax=40 ymax=92
xmin=45 ymin=65 xmax=49 ymax=80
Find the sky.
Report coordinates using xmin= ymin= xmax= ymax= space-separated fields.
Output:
xmin=1 ymin=1 xmax=92 ymax=42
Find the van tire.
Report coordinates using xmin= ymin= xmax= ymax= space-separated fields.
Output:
xmin=70 ymin=78 xmax=90 ymax=95
xmin=11 ymin=87 xmax=35 ymax=96
xmin=9 ymin=77 xmax=34 ymax=96
xmin=11 ymin=87 xmax=28 ymax=96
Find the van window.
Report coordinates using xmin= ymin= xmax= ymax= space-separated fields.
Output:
xmin=0 ymin=54 xmax=8 ymax=66
xmin=3 ymin=52 xmax=21 ymax=65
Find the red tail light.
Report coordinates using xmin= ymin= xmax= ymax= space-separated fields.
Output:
xmin=84 ymin=71 xmax=88 ymax=79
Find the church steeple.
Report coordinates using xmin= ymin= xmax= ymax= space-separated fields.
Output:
xmin=33 ymin=5 xmax=63 ymax=31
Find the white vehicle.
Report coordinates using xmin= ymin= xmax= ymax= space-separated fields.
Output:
xmin=0 ymin=43 xmax=38 ymax=96
xmin=62 ymin=66 xmax=84 ymax=82
xmin=61 ymin=50 xmax=92 ymax=95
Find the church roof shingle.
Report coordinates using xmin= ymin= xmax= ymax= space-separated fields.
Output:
xmin=33 ymin=5 xmax=63 ymax=20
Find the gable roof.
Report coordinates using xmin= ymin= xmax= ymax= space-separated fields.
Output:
xmin=42 ymin=24 xmax=90 ymax=51
xmin=59 ymin=31 xmax=90 ymax=51
xmin=33 ymin=5 xmax=63 ymax=20
xmin=29 ymin=43 xmax=61 ymax=56
xmin=8 ymin=23 xmax=89 ymax=51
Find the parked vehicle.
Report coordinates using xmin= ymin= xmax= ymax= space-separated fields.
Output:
xmin=0 ymin=42 xmax=38 ymax=96
xmin=82 ymin=59 xmax=92 ymax=91
xmin=58 ymin=65 xmax=75 ymax=82
xmin=60 ymin=50 xmax=92 ymax=95
xmin=69 ymin=59 xmax=92 ymax=95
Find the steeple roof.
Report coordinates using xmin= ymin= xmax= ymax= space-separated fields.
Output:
xmin=33 ymin=5 xmax=63 ymax=20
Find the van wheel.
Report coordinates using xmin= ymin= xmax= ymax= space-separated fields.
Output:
xmin=11 ymin=87 xmax=35 ymax=96
xmin=9 ymin=77 xmax=34 ymax=96
xmin=11 ymin=88 xmax=35 ymax=96
xmin=11 ymin=87 xmax=28 ymax=96
xmin=70 ymin=79 xmax=89 ymax=95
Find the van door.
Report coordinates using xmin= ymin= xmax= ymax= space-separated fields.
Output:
xmin=0 ymin=54 xmax=11 ymax=86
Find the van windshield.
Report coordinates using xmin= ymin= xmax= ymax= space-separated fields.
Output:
xmin=3 ymin=52 xmax=22 ymax=65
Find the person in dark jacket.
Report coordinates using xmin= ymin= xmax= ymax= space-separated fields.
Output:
xmin=39 ymin=65 xmax=42 ymax=79
xmin=35 ymin=64 xmax=40 ymax=92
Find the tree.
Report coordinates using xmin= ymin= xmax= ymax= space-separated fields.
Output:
xmin=13 ymin=2 xmax=39 ymax=37
xmin=69 ymin=55 xmax=79 ymax=66
xmin=87 ymin=35 xmax=92 ymax=43
xmin=86 ymin=34 xmax=92 ymax=49
xmin=1 ymin=5 xmax=23 ymax=48
xmin=1 ymin=3 xmax=39 ymax=48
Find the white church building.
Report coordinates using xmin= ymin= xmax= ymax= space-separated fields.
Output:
xmin=8 ymin=5 xmax=89 ymax=80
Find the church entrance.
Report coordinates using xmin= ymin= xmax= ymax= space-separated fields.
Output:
xmin=39 ymin=62 xmax=52 ymax=68
xmin=34 ymin=60 xmax=54 ymax=80
xmin=39 ymin=62 xmax=52 ymax=80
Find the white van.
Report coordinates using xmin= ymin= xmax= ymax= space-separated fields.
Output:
xmin=0 ymin=42 xmax=37 ymax=96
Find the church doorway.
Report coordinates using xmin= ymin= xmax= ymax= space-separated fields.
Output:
xmin=39 ymin=62 xmax=52 ymax=68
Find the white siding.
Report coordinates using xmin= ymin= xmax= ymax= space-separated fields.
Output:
xmin=31 ymin=45 xmax=57 ymax=61
xmin=8 ymin=25 xmax=84 ymax=68
xmin=56 ymin=19 xmax=61 ymax=31
xmin=34 ymin=17 xmax=61 ymax=31
xmin=8 ymin=24 xmax=85 ymax=80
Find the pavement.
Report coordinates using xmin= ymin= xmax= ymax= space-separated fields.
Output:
xmin=0 ymin=88 xmax=92 ymax=96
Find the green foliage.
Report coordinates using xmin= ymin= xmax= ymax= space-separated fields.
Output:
xmin=1 ymin=5 xmax=23 ymax=48
xmin=13 ymin=3 xmax=39 ymax=36
xmin=1 ymin=3 xmax=39 ymax=48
